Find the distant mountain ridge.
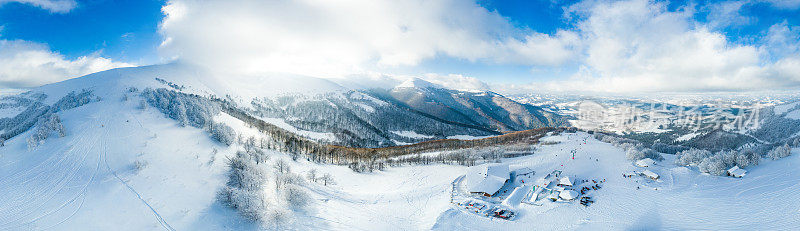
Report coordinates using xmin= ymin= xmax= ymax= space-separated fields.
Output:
xmin=380 ymin=79 xmax=566 ymax=132
xmin=246 ymin=81 xmax=568 ymax=148
xmin=0 ymin=64 xmax=568 ymax=148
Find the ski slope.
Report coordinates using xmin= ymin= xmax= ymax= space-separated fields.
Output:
xmin=2 ymin=97 xmax=799 ymax=230
xmin=0 ymin=95 xmax=234 ymax=230
xmin=1 ymin=64 xmax=799 ymax=230
xmin=432 ymin=132 xmax=800 ymax=230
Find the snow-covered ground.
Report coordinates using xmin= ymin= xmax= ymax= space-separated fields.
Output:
xmin=3 ymin=97 xmax=800 ymax=230
xmin=0 ymin=94 xmax=232 ymax=230
xmin=433 ymin=132 xmax=800 ymax=230
xmin=446 ymin=134 xmax=495 ymax=140
xmin=2 ymin=64 xmax=800 ymax=230
xmin=257 ymin=117 xmax=338 ymax=142
xmin=391 ymin=130 xmax=435 ymax=139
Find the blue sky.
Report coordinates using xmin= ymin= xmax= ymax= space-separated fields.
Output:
xmin=0 ymin=0 xmax=799 ymax=92
xmin=0 ymin=0 xmax=164 ymax=63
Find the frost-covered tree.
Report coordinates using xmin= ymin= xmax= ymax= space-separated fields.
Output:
xmin=26 ymin=113 xmax=66 ymax=149
xmin=283 ymin=184 xmax=310 ymax=210
xmin=767 ymin=144 xmax=792 ymax=160
xmin=1 ymin=90 xmax=94 ymax=143
xmin=244 ymin=136 xmax=257 ymax=153
xmin=225 ymin=152 xmax=269 ymax=191
xmin=217 ymin=186 xmax=269 ymax=221
xmin=273 ymin=160 xmax=290 ymax=175
xmin=141 ymin=88 xmax=220 ymax=129
xmin=734 ymin=148 xmax=760 ymax=167
xmin=675 ymin=149 xmax=712 ymax=166
xmin=626 ymin=148 xmax=663 ymax=161
xmin=319 ymin=173 xmax=334 ymax=186
xmin=306 ymin=169 xmax=318 ymax=183
xmin=209 ymin=122 xmax=235 ymax=146
xmin=698 ymin=154 xmax=729 ymax=175
xmin=217 ymin=151 xmax=271 ymax=221
xmin=677 ymin=148 xmax=762 ymax=176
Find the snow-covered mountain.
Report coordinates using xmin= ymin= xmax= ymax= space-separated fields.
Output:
xmin=381 ymin=78 xmax=567 ymax=132
xmin=240 ymin=77 xmax=567 ymax=148
xmin=3 ymin=64 xmax=800 ymax=230
xmin=0 ymin=64 xmax=565 ymax=229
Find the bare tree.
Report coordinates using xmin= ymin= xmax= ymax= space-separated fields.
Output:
xmin=274 ymin=159 xmax=290 ymax=174
xmin=320 ymin=173 xmax=334 ymax=186
xmin=306 ymin=168 xmax=318 ymax=183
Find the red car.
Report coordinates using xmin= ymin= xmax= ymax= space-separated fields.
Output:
xmin=493 ymin=208 xmax=515 ymax=220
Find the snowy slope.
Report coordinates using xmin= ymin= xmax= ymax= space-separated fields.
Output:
xmin=432 ymin=132 xmax=800 ymax=230
xmin=0 ymin=64 xmax=348 ymax=230
xmin=0 ymin=93 xmax=232 ymax=230
xmin=382 ymin=79 xmax=568 ymax=133
xmin=3 ymin=64 xmax=800 ymax=230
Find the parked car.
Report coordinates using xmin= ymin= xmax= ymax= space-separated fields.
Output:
xmin=493 ymin=208 xmax=515 ymax=220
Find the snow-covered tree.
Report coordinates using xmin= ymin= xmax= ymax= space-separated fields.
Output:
xmin=698 ymin=154 xmax=729 ymax=175
xmin=217 ymin=151 xmax=271 ymax=222
xmin=141 ymin=88 xmax=220 ymax=129
xmin=626 ymin=148 xmax=663 ymax=161
xmin=767 ymin=143 xmax=792 ymax=160
xmin=26 ymin=113 xmax=66 ymax=149
xmin=306 ymin=169 xmax=318 ymax=183
xmin=319 ymin=173 xmax=334 ymax=186
xmin=209 ymin=122 xmax=235 ymax=146
xmin=274 ymin=160 xmax=290 ymax=175
xmin=675 ymin=148 xmax=712 ymax=166
xmin=282 ymin=184 xmax=310 ymax=210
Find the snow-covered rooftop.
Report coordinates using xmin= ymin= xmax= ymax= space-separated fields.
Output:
xmin=513 ymin=167 xmax=535 ymax=176
xmin=558 ymin=177 xmax=573 ymax=186
xmin=641 ymin=170 xmax=659 ymax=180
xmin=636 ymin=158 xmax=656 ymax=167
xmin=559 ymin=190 xmax=579 ymax=200
xmin=727 ymin=166 xmax=747 ymax=178
xmin=466 ymin=164 xmax=510 ymax=195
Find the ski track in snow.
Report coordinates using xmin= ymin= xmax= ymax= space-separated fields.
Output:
xmin=0 ymin=119 xmax=99 ymax=230
xmin=2 ymin=96 xmax=800 ymax=230
xmin=97 ymin=108 xmax=175 ymax=231
xmin=0 ymin=104 xmax=176 ymax=231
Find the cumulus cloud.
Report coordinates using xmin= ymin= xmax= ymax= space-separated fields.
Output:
xmin=498 ymin=0 xmax=800 ymax=93
xmin=158 ymin=0 xmax=579 ymax=78
xmin=157 ymin=0 xmax=800 ymax=93
xmin=333 ymin=72 xmax=490 ymax=92
xmin=0 ymin=0 xmax=77 ymax=13
xmin=418 ymin=73 xmax=491 ymax=92
xmin=705 ymin=1 xmax=752 ymax=29
xmin=0 ymin=40 xmax=133 ymax=88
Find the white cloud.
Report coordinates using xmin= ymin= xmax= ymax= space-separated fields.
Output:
xmin=0 ymin=0 xmax=77 ymax=13
xmin=761 ymin=0 xmax=800 ymax=10
xmin=0 ymin=40 xmax=133 ymax=88
xmin=705 ymin=1 xmax=752 ymax=29
xmin=498 ymin=0 xmax=800 ymax=93
xmin=419 ymin=73 xmax=491 ymax=92
xmin=765 ymin=21 xmax=800 ymax=59
xmin=334 ymin=72 xmax=490 ymax=92
xmin=158 ymin=0 xmax=579 ymax=78
xmin=157 ymin=0 xmax=800 ymax=93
